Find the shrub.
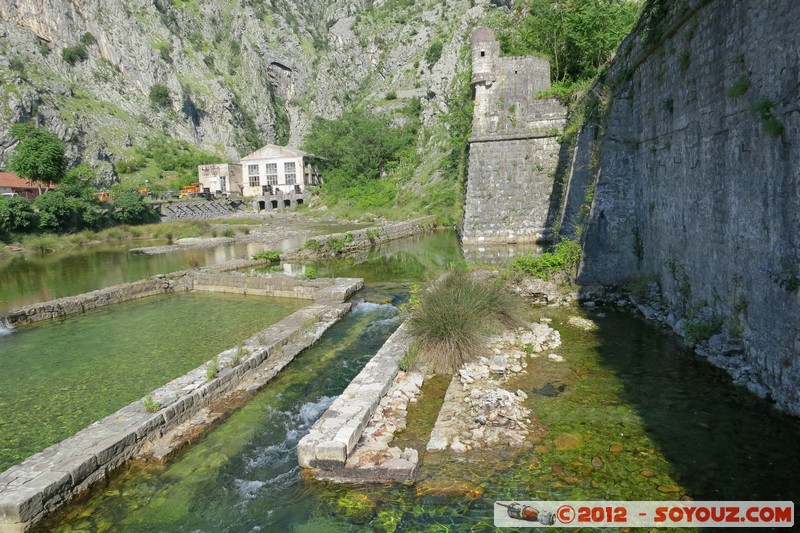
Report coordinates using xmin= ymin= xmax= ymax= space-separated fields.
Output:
xmin=326 ymin=236 xmax=345 ymax=254
xmin=113 ymin=190 xmax=159 ymax=225
xmin=752 ymin=98 xmax=784 ymax=136
xmin=684 ymin=318 xmax=723 ymax=344
xmin=366 ymin=228 xmax=380 ymax=242
xmin=726 ymin=76 xmax=750 ymax=97
xmin=303 ymin=238 xmax=320 ymax=251
xmin=386 ymin=90 xmax=397 ymax=100
xmin=80 ymin=32 xmax=97 ymax=46
xmin=407 ymin=270 xmax=526 ymax=374
xmin=149 ymin=84 xmax=172 ymax=108
xmin=425 ymin=40 xmax=443 ymax=68
xmin=508 ymin=238 xmax=581 ymax=281
xmin=0 ymin=196 xmax=36 ymax=240
xmin=252 ymin=249 xmax=281 ymax=262
xmin=299 ymin=266 xmax=317 ymax=279
xmin=62 ymin=43 xmax=88 ymax=65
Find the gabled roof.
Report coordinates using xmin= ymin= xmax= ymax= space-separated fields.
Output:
xmin=240 ymin=144 xmax=307 ymax=161
xmin=0 ymin=171 xmax=53 ymax=189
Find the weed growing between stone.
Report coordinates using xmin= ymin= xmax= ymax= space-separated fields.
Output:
xmin=206 ymin=356 xmax=219 ymax=381
xmin=407 ymin=270 xmax=525 ymax=374
xmin=142 ymin=395 xmax=160 ymax=413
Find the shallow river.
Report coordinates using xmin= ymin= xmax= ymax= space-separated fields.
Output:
xmin=21 ymin=231 xmax=800 ymax=531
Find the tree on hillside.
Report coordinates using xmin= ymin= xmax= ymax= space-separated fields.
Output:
xmin=58 ymin=163 xmax=98 ymax=199
xmin=498 ymin=0 xmax=642 ymax=84
xmin=8 ymin=123 xmax=66 ymax=193
xmin=303 ymin=109 xmax=416 ymax=183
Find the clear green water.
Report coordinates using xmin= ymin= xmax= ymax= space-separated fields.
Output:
xmin=37 ymin=231 xmax=800 ymax=532
xmin=0 ymin=292 xmax=305 ymax=472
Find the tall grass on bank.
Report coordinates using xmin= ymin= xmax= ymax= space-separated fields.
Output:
xmin=407 ymin=270 xmax=526 ymax=374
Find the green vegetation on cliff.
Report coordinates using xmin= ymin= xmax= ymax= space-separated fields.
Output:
xmin=494 ymin=0 xmax=642 ymax=100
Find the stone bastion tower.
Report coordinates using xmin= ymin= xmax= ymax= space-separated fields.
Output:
xmin=461 ymin=27 xmax=568 ymax=246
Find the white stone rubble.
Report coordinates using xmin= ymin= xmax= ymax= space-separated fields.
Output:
xmin=426 ymin=321 xmax=562 ymax=453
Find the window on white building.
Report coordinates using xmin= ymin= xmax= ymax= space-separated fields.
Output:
xmin=265 ymin=163 xmax=278 ymax=185
xmin=248 ymin=164 xmax=260 ymax=187
xmin=284 ymin=162 xmax=296 ymax=185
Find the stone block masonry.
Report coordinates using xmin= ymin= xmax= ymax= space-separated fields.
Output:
xmin=563 ymin=0 xmax=800 ymax=415
xmin=462 ymin=27 xmax=567 ymax=245
xmin=298 ymin=323 xmax=412 ymax=471
xmin=0 ymin=277 xmax=362 ymax=533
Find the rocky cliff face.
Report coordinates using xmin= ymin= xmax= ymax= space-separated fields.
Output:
xmin=0 ymin=0 xmax=489 ymax=179
xmin=560 ymin=0 xmax=800 ymax=415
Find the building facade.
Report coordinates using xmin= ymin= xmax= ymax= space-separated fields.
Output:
xmin=239 ymin=144 xmax=321 ymax=197
xmin=197 ymin=164 xmax=243 ymax=196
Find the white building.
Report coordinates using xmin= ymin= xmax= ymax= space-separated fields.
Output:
xmin=239 ymin=144 xmax=321 ymax=198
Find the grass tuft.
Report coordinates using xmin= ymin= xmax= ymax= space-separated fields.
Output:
xmin=407 ymin=270 xmax=526 ymax=374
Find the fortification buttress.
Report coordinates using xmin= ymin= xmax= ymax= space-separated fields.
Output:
xmin=461 ymin=27 xmax=567 ymax=245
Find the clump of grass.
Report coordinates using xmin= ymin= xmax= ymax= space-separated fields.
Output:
xmin=205 ymin=356 xmax=219 ymax=381
xmin=252 ymin=249 xmax=281 ymax=262
xmin=22 ymin=234 xmax=61 ymax=254
xmin=398 ymin=346 xmax=417 ymax=372
xmin=142 ymin=395 xmax=161 ymax=413
xmin=727 ymin=75 xmax=750 ymax=97
xmin=221 ymin=227 xmax=235 ymax=238
xmin=407 ymin=270 xmax=526 ymax=374
xmin=232 ymin=343 xmax=248 ymax=367
xmin=303 ymin=238 xmax=320 ymax=251
xmin=507 ymin=238 xmax=582 ymax=281
xmin=299 ymin=266 xmax=317 ymax=279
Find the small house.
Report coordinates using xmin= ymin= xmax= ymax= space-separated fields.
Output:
xmin=0 ymin=171 xmax=54 ymax=200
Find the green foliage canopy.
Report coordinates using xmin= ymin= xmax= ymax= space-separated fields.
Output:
xmin=0 ymin=196 xmax=36 ymax=241
xmin=302 ymin=109 xmax=417 ymax=210
xmin=8 ymin=124 xmax=66 ymax=188
xmin=498 ymin=0 xmax=642 ymax=84
xmin=112 ymin=190 xmax=159 ymax=225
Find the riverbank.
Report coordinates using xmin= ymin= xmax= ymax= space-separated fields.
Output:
xmin=0 ymin=211 xmax=368 ymax=259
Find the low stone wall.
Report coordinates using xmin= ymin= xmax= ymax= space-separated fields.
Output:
xmin=281 ymin=216 xmax=437 ymax=262
xmin=0 ymin=278 xmax=362 ymax=533
xmin=298 ymin=323 xmax=412 ymax=470
xmin=1 ymin=278 xmax=172 ymax=327
xmin=0 ymin=269 xmax=359 ymax=328
xmin=157 ymin=199 xmax=245 ymax=221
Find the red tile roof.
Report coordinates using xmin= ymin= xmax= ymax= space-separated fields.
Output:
xmin=0 ymin=171 xmax=53 ymax=190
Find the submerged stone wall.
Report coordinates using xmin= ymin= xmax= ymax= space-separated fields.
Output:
xmin=461 ymin=27 xmax=567 ymax=245
xmin=564 ymin=0 xmax=800 ymax=414
xmin=281 ymin=216 xmax=437 ymax=261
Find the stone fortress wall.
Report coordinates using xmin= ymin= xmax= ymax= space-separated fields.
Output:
xmin=461 ymin=27 xmax=567 ymax=245
xmin=560 ymin=0 xmax=800 ymax=415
